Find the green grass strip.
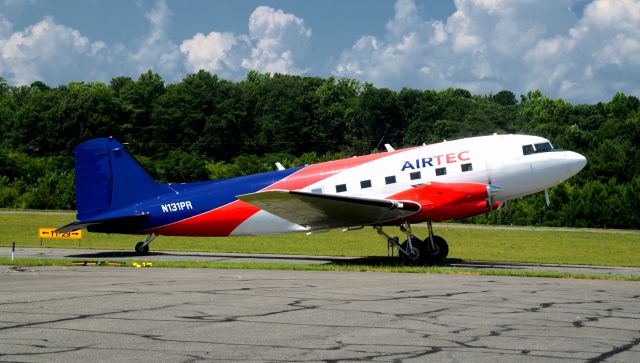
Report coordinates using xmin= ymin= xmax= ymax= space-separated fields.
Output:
xmin=2 ymin=257 xmax=639 ymax=281
xmin=2 ymin=211 xmax=640 ymax=267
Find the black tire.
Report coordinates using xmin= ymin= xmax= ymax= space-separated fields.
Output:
xmin=399 ymin=236 xmax=426 ymax=265
xmin=134 ymin=241 xmax=149 ymax=255
xmin=425 ymin=235 xmax=448 ymax=265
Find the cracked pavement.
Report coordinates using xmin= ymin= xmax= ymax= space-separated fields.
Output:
xmin=1 ymin=266 xmax=638 ymax=362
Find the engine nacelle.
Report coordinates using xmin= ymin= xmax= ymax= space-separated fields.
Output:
xmin=390 ymin=182 xmax=500 ymax=222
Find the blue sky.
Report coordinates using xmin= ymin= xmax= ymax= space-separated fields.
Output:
xmin=0 ymin=0 xmax=638 ymax=103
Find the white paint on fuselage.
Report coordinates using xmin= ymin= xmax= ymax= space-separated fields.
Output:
xmin=483 ymin=135 xmax=587 ymax=200
xmin=300 ymin=134 xmax=494 ymax=199
xmin=299 ymin=134 xmax=585 ymax=202
xmin=230 ymin=134 xmax=586 ymax=235
xmin=231 ymin=209 xmax=308 ymax=236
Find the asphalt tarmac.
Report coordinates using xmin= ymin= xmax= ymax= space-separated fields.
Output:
xmin=1 ymin=266 xmax=639 ymax=362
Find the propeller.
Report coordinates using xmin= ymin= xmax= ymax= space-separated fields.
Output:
xmin=486 ymin=184 xmax=504 ymax=210
xmin=545 ymin=189 xmax=550 ymax=207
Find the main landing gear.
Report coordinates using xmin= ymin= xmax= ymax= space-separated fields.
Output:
xmin=134 ymin=233 xmax=157 ymax=255
xmin=375 ymin=221 xmax=448 ymax=265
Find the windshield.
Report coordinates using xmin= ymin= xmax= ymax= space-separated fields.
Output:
xmin=522 ymin=141 xmax=556 ymax=155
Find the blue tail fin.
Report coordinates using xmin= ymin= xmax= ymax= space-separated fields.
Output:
xmin=74 ymin=138 xmax=161 ymax=220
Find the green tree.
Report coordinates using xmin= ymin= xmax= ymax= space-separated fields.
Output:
xmin=492 ymin=90 xmax=517 ymax=106
xmin=350 ymin=83 xmax=402 ymax=153
xmin=113 ymin=70 xmax=166 ymax=154
xmin=155 ymin=149 xmax=208 ymax=183
xmin=313 ymin=76 xmax=359 ymax=152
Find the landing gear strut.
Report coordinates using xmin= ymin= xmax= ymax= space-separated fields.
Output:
xmin=423 ymin=220 xmax=448 ymax=264
xmin=375 ymin=221 xmax=448 ymax=265
xmin=134 ymin=233 xmax=157 ymax=255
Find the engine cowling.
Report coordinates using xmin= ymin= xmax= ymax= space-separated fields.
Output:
xmin=389 ymin=182 xmax=500 ymax=222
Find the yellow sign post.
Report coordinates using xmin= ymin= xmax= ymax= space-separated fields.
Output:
xmin=38 ymin=228 xmax=82 ymax=247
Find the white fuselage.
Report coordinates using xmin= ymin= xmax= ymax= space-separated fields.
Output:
xmin=301 ymin=134 xmax=585 ymax=201
xmin=231 ymin=134 xmax=586 ymax=235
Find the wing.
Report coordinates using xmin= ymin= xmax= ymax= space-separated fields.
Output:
xmin=237 ymin=190 xmax=421 ymax=230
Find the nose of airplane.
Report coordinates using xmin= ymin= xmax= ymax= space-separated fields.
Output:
xmin=565 ymin=151 xmax=587 ymax=176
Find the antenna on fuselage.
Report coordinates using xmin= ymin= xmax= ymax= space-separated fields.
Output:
xmin=384 ymin=144 xmax=395 ymax=152
xmin=275 ymin=162 xmax=285 ymax=171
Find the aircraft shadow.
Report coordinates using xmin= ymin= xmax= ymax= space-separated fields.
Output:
xmin=63 ymin=251 xmax=604 ymax=271
xmin=329 ymin=256 xmax=465 ymax=267
xmin=64 ymin=250 xmax=354 ymax=262
xmin=64 ymin=250 xmax=471 ymax=266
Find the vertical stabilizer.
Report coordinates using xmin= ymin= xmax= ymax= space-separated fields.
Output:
xmin=74 ymin=138 xmax=160 ymax=220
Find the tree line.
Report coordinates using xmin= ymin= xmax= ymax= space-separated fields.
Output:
xmin=0 ymin=70 xmax=638 ymax=229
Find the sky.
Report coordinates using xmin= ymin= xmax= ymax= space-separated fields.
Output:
xmin=0 ymin=0 xmax=638 ymax=104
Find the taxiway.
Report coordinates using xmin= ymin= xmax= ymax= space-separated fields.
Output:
xmin=1 ymin=266 xmax=639 ymax=362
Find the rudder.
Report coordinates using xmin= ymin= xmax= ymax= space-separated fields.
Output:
xmin=74 ymin=138 xmax=160 ymax=220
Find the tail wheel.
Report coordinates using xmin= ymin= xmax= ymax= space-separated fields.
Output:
xmin=135 ymin=241 xmax=149 ymax=255
xmin=134 ymin=233 xmax=157 ymax=255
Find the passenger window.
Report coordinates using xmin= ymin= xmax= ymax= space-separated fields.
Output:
xmin=310 ymin=187 xmax=323 ymax=194
xmin=435 ymin=167 xmax=447 ymax=176
xmin=522 ymin=144 xmax=535 ymax=155
xmin=360 ymin=180 xmax=372 ymax=189
xmin=410 ymin=171 xmax=421 ymax=180
xmin=385 ymin=176 xmax=396 ymax=185
xmin=461 ymin=163 xmax=473 ymax=172
xmin=335 ymin=184 xmax=347 ymax=193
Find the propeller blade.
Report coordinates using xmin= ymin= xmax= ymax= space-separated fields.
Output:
xmin=545 ymin=189 xmax=550 ymax=207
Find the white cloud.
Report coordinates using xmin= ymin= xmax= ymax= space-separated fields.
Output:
xmin=0 ymin=13 xmax=11 ymax=35
xmin=334 ymin=0 xmax=640 ymax=103
xmin=180 ymin=6 xmax=311 ymax=77
xmin=0 ymin=0 xmax=187 ymax=85
xmin=129 ymin=0 xmax=181 ymax=79
xmin=0 ymin=0 xmax=637 ymax=103
xmin=0 ymin=1 xmax=312 ymax=86
xmin=334 ymin=0 xmax=439 ymax=88
xmin=180 ymin=31 xmax=241 ymax=77
xmin=523 ymin=0 xmax=640 ymax=101
xmin=0 ymin=16 xmax=108 ymax=84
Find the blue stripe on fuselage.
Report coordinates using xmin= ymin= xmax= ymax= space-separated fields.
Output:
xmin=130 ymin=166 xmax=306 ymax=231
xmin=84 ymin=166 xmax=306 ymax=234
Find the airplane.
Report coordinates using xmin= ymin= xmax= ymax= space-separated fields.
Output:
xmin=57 ymin=134 xmax=587 ymax=265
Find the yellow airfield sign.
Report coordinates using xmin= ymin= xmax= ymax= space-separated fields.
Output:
xmin=38 ymin=227 xmax=82 ymax=240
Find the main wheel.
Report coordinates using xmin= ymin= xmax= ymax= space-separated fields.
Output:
xmin=399 ymin=236 xmax=427 ymax=265
xmin=425 ymin=235 xmax=448 ymax=265
xmin=134 ymin=241 xmax=149 ymax=255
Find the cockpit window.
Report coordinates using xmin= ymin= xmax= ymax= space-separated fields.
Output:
xmin=522 ymin=142 xmax=554 ymax=155
xmin=534 ymin=142 xmax=553 ymax=152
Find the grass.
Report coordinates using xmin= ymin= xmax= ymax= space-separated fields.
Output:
xmin=1 ymin=257 xmax=639 ymax=281
xmin=1 ymin=212 xmax=639 ymax=267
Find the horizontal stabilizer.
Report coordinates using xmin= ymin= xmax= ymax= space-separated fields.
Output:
xmin=56 ymin=221 xmax=102 ymax=233
xmin=55 ymin=214 xmax=149 ymax=234
xmin=237 ymin=190 xmax=421 ymax=230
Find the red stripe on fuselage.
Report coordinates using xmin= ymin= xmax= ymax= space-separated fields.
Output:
xmin=267 ymin=149 xmax=411 ymax=190
xmin=149 ymin=148 xmax=415 ymax=236
xmin=148 ymin=200 xmax=260 ymax=236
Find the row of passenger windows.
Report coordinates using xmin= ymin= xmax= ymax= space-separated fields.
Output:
xmin=329 ymin=163 xmax=473 ymax=193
